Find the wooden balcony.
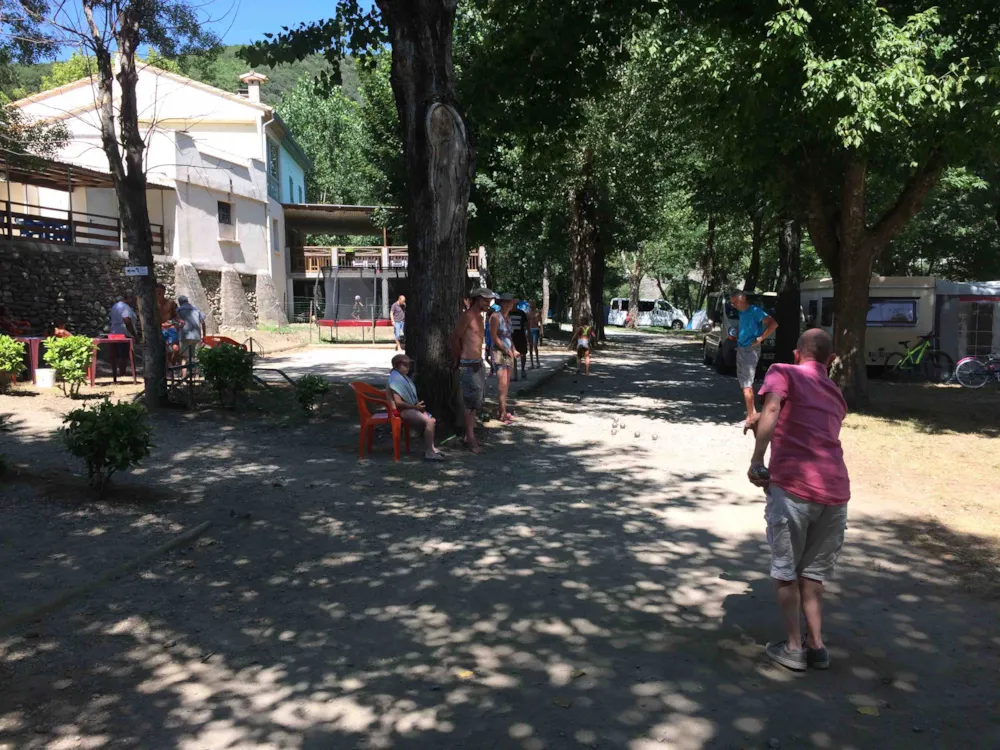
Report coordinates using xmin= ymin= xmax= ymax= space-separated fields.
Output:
xmin=291 ymin=246 xmax=484 ymax=275
xmin=1 ymin=199 xmax=165 ymax=254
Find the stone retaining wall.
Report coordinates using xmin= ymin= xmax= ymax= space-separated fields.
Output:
xmin=0 ymin=240 xmax=261 ymax=335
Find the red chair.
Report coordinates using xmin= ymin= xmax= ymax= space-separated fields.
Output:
xmin=350 ymin=381 xmax=410 ymax=461
xmin=202 ymin=336 xmax=246 ymax=350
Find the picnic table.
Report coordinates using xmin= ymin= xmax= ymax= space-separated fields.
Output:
xmin=13 ymin=336 xmax=42 ymax=384
xmin=89 ymin=336 xmax=137 ymax=386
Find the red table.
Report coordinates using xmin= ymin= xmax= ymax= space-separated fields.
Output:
xmin=13 ymin=336 xmax=42 ymax=384
xmin=90 ymin=337 xmax=137 ymax=386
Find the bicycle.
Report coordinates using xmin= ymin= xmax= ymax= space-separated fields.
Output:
xmin=883 ymin=333 xmax=954 ymax=383
xmin=955 ymin=354 xmax=1000 ymax=389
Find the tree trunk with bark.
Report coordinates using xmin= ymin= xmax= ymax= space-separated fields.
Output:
xmin=774 ymin=219 xmax=802 ymax=364
xmin=591 ymin=233 xmax=607 ymax=342
xmin=378 ymin=0 xmax=475 ymax=424
xmin=541 ymin=261 xmax=551 ymax=336
xmin=745 ymin=208 xmax=763 ymax=291
xmin=569 ymin=149 xmax=597 ymax=330
xmin=694 ymin=214 xmax=716 ymax=310
xmin=803 ymin=149 xmax=943 ymax=406
xmin=85 ymin=3 xmax=166 ymax=406
xmin=622 ymin=251 xmax=642 ymax=330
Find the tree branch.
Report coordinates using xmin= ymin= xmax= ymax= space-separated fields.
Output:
xmin=866 ymin=148 xmax=945 ymax=254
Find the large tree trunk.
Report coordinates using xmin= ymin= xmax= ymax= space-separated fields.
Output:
xmin=591 ymin=232 xmax=607 ymax=342
xmin=623 ymin=251 xmax=641 ymax=330
xmin=774 ymin=219 xmax=802 ymax=364
xmin=803 ymin=149 xmax=943 ymax=407
xmin=569 ymin=149 xmax=597 ymax=329
xmin=378 ymin=0 xmax=474 ymax=424
xmin=745 ymin=208 xmax=763 ymax=291
xmin=85 ymin=4 xmax=166 ymax=406
xmin=541 ymin=261 xmax=551 ymax=334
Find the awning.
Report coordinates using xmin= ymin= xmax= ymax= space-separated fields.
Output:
xmin=282 ymin=203 xmax=396 ymax=236
xmin=0 ymin=156 xmax=172 ymax=191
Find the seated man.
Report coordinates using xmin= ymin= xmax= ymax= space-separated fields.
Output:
xmin=0 ymin=305 xmax=31 ymax=336
xmin=387 ymin=353 xmax=442 ymax=462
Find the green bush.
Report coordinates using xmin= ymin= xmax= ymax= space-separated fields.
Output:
xmin=60 ymin=399 xmax=153 ymax=489
xmin=295 ymin=374 xmax=329 ymax=413
xmin=199 ymin=343 xmax=254 ymax=405
xmin=0 ymin=335 xmax=26 ymax=392
xmin=43 ymin=335 xmax=94 ymax=397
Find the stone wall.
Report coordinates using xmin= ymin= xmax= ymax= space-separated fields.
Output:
xmin=0 ymin=241 xmax=262 ymax=334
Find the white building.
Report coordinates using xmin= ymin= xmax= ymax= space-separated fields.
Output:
xmin=10 ymin=63 xmax=310 ymax=322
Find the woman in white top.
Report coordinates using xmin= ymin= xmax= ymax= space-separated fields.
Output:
xmin=571 ymin=317 xmax=594 ymax=375
xmin=387 ymin=353 xmax=443 ymax=461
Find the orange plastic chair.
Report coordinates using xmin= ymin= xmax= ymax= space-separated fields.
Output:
xmin=350 ymin=381 xmax=410 ymax=461
xmin=202 ymin=335 xmax=246 ymax=350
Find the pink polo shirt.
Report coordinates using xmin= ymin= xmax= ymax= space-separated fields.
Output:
xmin=759 ymin=361 xmax=850 ymax=505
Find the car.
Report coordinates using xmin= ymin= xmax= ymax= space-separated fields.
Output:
xmin=608 ymin=297 xmax=689 ymax=329
xmin=702 ymin=291 xmax=778 ymax=375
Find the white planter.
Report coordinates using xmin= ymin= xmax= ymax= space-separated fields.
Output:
xmin=35 ymin=368 xmax=56 ymax=389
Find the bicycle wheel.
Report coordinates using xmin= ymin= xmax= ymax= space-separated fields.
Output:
xmin=955 ymin=358 xmax=990 ymax=389
xmin=921 ymin=351 xmax=954 ymax=383
xmin=882 ymin=352 xmax=907 ymax=381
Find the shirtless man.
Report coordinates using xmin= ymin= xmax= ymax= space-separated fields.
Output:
xmin=449 ymin=287 xmax=496 ymax=454
xmin=155 ymin=283 xmax=182 ymax=366
xmin=526 ymin=300 xmax=543 ymax=369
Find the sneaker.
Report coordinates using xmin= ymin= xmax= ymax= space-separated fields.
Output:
xmin=802 ymin=637 xmax=831 ymax=669
xmin=765 ymin=640 xmax=807 ymax=671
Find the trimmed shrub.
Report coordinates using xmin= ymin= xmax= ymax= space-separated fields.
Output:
xmin=0 ymin=335 xmax=26 ymax=393
xmin=61 ymin=399 xmax=153 ymax=489
xmin=199 ymin=343 xmax=254 ymax=405
xmin=43 ymin=335 xmax=94 ymax=397
xmin=295 ymin=374 xmax=329 ymax=413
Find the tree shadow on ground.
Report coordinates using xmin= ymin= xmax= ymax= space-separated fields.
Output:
xmin=0 ymin=337 xmax=998 ymax=750
xmin=858 ymin=381 xmax=1000 ymax=438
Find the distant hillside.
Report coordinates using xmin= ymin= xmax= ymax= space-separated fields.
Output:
xmin=5 ymin=45 xmax=359 ymax=106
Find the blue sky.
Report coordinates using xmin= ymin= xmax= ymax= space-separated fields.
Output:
xmin=214 ymin=0 xmax=375 ymax=46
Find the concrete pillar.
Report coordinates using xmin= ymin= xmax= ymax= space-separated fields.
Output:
xmin=220 ymin=266 xmax=255 ymax=330
xmin=256 ymin=271 xmax=288 ymax=326
xmin=174 ymin=261 xmax=218 ymax=334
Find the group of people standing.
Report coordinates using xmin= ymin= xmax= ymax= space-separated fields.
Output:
xmin=106 ymin=285 xmax=206 ymax=376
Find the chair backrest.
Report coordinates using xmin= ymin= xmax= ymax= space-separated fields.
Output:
xmin=108 ymin=333 xmax=126 ymax=340
xmin=350 ymin=381 xmax=393 ymax=422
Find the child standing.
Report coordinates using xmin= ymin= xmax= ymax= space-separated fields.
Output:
xmin=571 ymin=318 xmax=594 ymax=375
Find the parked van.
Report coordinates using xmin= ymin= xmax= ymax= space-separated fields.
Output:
xmin=800 ymin=276 xmax=1000 ymax=366
xmin=701 ymin=291 xmax=778 ymax=374
xmin=608 ymin=298 xmax=689 ymax=329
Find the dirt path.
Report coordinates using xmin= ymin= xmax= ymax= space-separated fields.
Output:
xmin=1 ymin=333 xmax=997 ymax=749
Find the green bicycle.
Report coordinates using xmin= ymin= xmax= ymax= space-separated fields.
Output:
xmin=883 ymin=333 xmax=954 ymax=383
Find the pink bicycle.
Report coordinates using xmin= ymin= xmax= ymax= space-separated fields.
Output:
xmin=955 ymin=355 xmax=1000 ymax=389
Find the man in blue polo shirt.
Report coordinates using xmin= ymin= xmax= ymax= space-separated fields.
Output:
xmin=731 ymin=290 xmax=778 ymax=431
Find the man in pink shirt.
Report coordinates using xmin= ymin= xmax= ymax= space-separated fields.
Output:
xmin=748 ymin=328 xmax=850 ymax=672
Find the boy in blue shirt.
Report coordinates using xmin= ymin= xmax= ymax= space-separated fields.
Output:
xmin=731 ymin=290 xmax=778 ymax=431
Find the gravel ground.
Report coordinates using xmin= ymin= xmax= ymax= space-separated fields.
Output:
xmin=0 ymin=332 xmax=997 ymax=750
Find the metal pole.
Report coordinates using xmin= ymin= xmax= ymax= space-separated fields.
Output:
xmin=67 ymin=166 xmax=75 ymax=244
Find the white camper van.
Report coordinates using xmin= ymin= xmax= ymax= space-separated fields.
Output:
xmin=800 ymin=276 xmax=1000 ymax=366
xmin=608 ymin=298 xmax=688 ymax=329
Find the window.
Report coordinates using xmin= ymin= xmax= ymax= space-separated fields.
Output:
xmin=821 ymin=297 xmax=834 ymax=327
xmin=866 ymin=298 xmax=917 ymax=327
xmin=638 ymin=300 xmax=655 ymax=313
xmin=289 ymin=176 xmax=294 ymax=201
xmin=961 ymin=301 xmax=995 ymax=357
xmin=218 ymin=201 xmax=236 ymax=241
xmin=267 ymin=141 xmax=279 ymax=200
xmin=807 ymin=300 xmax=818 ymax=326
xmin=619 ymin=299 xmax=630 ymax=312
xmin=298 ymin=185 xmax=304 ymax=204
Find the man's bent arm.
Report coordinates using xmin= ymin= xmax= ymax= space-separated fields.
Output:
xmin=751 ymin=392 xmax=783 ymax=464
xmin=759 ymin=315 xmax=778 ymax=343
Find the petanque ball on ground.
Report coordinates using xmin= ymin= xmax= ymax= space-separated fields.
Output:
xmin=634 ymin=432 xmax=640 ymax=438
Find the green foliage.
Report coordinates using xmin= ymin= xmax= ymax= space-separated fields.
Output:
xmin=42 ymin=335 xmax=94 ymax=398
xmin=277 ymin=77 xmax=379 ymax=205
xmin=41 ymin=51 xmax=94 ymax=89
xmin=198 ymin=343 xmax=254 ymax=405
xmin=294 ymin=374 xmax=329 ymax=413
xmin=0 ymin=335 xmax=26 ymax=390
xmin=60 ymin=399 xmax=153 ymax=490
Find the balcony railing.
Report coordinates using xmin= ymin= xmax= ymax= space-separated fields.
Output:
xmin=1 ymin=200 xmax=165 ymax=254
xmin=292 ymin=246 xmax=483 ymax=274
